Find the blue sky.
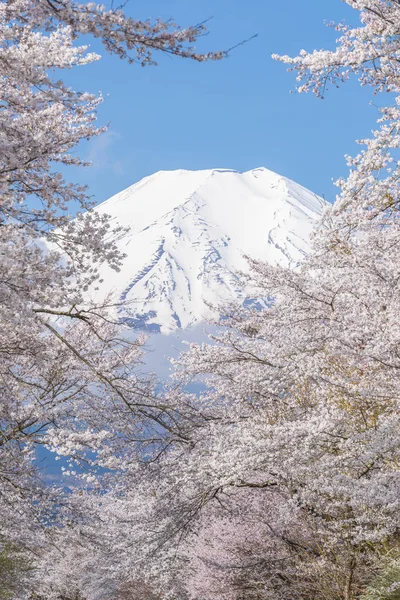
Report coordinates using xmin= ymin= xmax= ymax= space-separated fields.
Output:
xmin=69 ymin=0 xmax=374 ymax=206
xmin=42 ymin=1 xmax=374 ymax=479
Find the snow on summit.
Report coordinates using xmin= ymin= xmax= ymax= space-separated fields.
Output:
xmin=93 ymin=168 xmax=326 ymax=332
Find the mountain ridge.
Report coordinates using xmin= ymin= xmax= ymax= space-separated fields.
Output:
xmin=92 ymin=168 xmax=326 ymax=332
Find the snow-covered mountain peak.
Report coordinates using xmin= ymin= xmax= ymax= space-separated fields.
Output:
xmin=92 ymin=168 xmax=326 ymax=332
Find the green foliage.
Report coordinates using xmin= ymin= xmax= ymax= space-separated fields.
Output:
xmin=361 ymin=551 xmax=400 ymax=600
xmin=0 ymin=540 xmax=33 ymax=599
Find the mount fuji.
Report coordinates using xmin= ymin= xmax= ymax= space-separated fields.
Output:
xmin=92 ymin=168 xmax=326 ymax=333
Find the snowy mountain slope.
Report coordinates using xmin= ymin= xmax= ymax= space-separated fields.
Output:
xmin=92 ymin=168 xmax=326 ymax=332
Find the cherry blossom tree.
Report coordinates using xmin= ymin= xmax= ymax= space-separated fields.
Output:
xmin=273 ymin=0 xmax=400 ymax=243
xmin=0 ymin=0 xmax=225 ymax=595
xmin=88 ymin=3 xmax=400 ymax=599
xmin=12 ymin=2 xmax=400 ymax=599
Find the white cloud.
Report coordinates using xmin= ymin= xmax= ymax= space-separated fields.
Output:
xmin=86 ymin=129 xmax=125 ymax=175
